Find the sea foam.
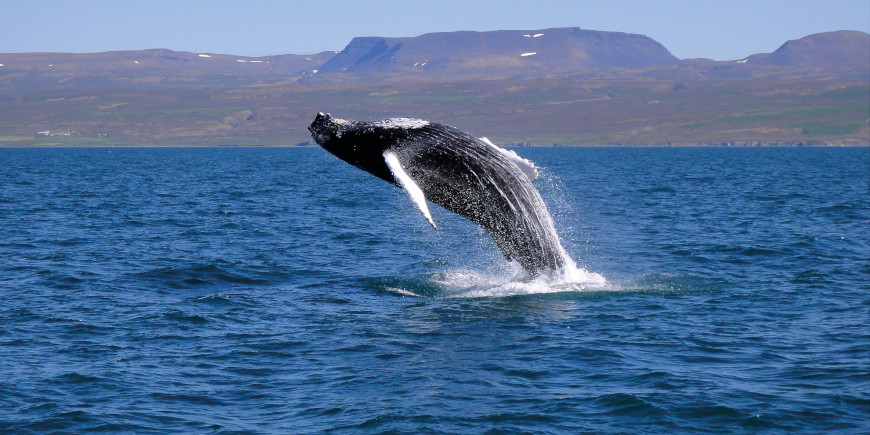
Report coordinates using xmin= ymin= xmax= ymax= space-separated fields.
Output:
xmin=383 ymin=262 xmax=607 ymax=299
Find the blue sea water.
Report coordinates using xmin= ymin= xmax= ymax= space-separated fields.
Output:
xmin=0 ymin=146 xmax=868 ymax=433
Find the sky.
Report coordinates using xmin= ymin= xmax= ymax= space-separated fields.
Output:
xmin=3 ymin=0 xmax=869 ymax=61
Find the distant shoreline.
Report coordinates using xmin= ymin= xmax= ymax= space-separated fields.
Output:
xmin=2 ymin=142 xmax=867 ymax=149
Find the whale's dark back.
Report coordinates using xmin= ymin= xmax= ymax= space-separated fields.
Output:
xmin=392 ymin=124 xmax=567 ymax=275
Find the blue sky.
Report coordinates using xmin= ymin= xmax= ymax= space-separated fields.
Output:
xmin=4 ymin=0 xmax=868 ymax=60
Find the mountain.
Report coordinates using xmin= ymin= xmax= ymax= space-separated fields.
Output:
xmin=315 ymin=27 xmax=679 ymax=79
xmin=703 ymin=30 xmax=870 ymax=79
xmin=1 ymin=28 xmax=866 ymax=83
xmin=748 ymin=30 xmax=869 ymax=68
xmin=0 ymin=28 xmax=867 ymax=147
xmin=0 ymin=49 xmax=335 ymax=77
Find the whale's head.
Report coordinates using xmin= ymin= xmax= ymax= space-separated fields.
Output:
xmin=308 ymin=112 xmax=348 ymax=147
xmin=308 ymin=112 xmax=430 ymax=184
xmin=309 ymin=112 xmax=387 ymax=180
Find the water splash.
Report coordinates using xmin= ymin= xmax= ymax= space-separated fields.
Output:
xmin=379 ymin=261 xmax=607 ymax=299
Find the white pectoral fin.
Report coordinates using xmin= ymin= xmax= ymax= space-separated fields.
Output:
xmin=383 ymin=151 xmax=437 ymax=230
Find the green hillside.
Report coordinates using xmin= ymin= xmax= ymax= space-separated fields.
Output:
xmin=1 ymin=76 xmax=866 ymax=147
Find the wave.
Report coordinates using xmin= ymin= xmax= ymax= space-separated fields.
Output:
xmin=134 ymin=263 xmax=268 ymax=289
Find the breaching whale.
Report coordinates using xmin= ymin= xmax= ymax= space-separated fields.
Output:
xmin=308 ymin=112 xmax=572 ymax=276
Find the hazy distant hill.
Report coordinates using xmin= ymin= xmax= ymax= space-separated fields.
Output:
xmin=749 ymin=31 xmax=869 ymax=68
xmin=0 ymin=49 xmax=335 ymax=77
xmin=316 ymin=27 xmax=679 ymax=79
xmin=704 ymin=30 xmax=870 ymax=79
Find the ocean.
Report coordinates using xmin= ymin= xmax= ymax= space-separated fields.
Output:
xmin=1 ymin=146 xmax=867 ymax=433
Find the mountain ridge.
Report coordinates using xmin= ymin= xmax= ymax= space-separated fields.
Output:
xmin=1 ymin=28 xmax=866 ymax=81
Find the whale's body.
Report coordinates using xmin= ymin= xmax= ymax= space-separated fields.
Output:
xmin=308 ymin=113 xmax=570 ymax=276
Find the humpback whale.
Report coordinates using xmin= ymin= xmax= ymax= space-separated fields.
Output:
xmin=308 ymin=112 xmax=573 ymax=277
